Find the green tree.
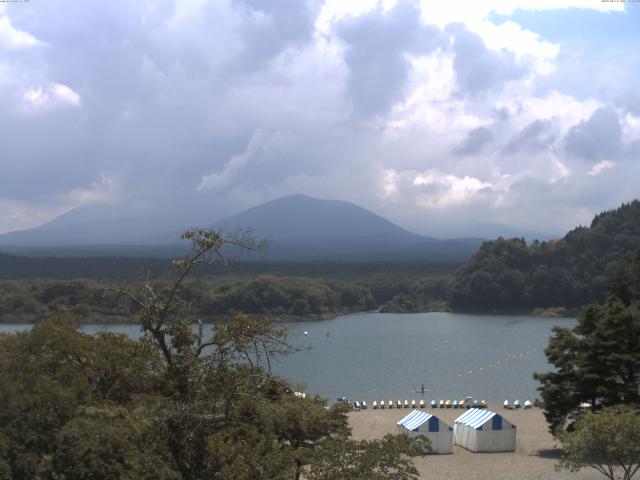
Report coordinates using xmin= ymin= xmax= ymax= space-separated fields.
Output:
xmin=535 ymin=250 xmax=640 ymax=433
xmin=307 ymin=434 xmax=429 ymax=480
xmin=558 ymin=406 xmax=640 ymax=480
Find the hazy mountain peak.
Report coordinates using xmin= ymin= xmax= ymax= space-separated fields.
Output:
xmin=215 ymin=194 xmax=421 ymax=241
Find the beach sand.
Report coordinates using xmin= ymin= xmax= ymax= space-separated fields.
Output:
xmin=348 ymin=405 xmax=603 ymax=480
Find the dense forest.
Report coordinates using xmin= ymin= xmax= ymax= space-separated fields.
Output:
xmin=448 ymin=201 xmax=640 ymax=312
xmin=0 ymin=271 xmax=453 ymax=323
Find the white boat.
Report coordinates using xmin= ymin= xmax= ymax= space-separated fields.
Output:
xmin=524 ymin=400 xmax=532 ymax=409
xmin=453 ymin=400 xmax=459 ymax=409
xmin=430 ymin=399 xmax=437 ymax=408
xmin=404 ymin=400 xmax=409 ymax=408
xmin=439 ymin=399 xmax=445 ymax=408
xmin=397 ymin=400 xmax=402 ymax=409
xmin=445 ymin=400 xmax=452 ymax=408
xmin=504 ymin=400 xmax=511 ymax=409
xmin=380 ymin=400 xmax=385 ymax=409
xmin=388 ymin=400 xmax=394 ymax=409
xmin=411 ymin=400 xmax=416 ymax=408
xmin=514 ymin=400 xmax=521 ymax=409
xmin=362 ymin=401 xmax=367 ymax=409
xmin=372 ymin=401 xmax=378 ymax=409
xmin=419 ymin=399 xmax=425 ymax=408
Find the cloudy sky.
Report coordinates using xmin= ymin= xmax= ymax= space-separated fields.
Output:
xmin=1 ymin=0 xmax=639 ymax=238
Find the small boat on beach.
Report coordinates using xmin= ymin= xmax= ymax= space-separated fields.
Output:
xmin=452 ymin=400 xmax=458 ymax=409
xmin=439 ymin=400 xmax=445 ymax=408
xmin=514 ymin=400 xmax=521 ymax=409
xmin=373 ymin=401 xmax=378 ymax=409
xmin=504 ymin=400 xmax=511 ymax=409
xmin=524 ymin=400 xmax=532 ymax=409
xmin=445 ymin=400 xmax=452 ymax=408
xmin=362 ymin=401 xmax=367 ymax=409
xmin=397 ymin=400 xmax=402 ymax=409
xmin=380 ymin=400 xmax=385 ymax=409
xmin=388 ymin=400 xmax=394 ymax=409
xmin=411 ymin=400 xmax=416 ymax=408
xmin=430 ymin=400 xmax=437 ymax=408
xmin=419 ymin=399 xmax=425 ymax=408
xmin=404 ymin=400 xmax=409 ymax=408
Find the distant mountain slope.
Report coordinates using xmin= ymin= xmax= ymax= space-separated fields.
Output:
xmin=0 ymin=194 xmax=484 ymax=262
xmin=0 ymin=203 xmax=198 ymax=247
xmin=214 ymin=194 xmax=423 ymax=241
xmin=448 ymin=200 xmax=640 ymax=311
xmin=213 ymin=194 xmax=482 ymax=262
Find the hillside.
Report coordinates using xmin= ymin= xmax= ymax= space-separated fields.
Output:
xmin=448 ymin=200 xmax=640 ymax=311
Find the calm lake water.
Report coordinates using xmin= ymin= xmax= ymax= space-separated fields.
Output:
xmin=0 ymin=312 xmax=575 ymax=404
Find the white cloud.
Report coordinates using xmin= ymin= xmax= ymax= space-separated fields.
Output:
xmin=0 ymin=15 xmax=44 ymax=50
xmin=622 ymin=113 xmax=640 ymax=143
xmin=470 ymin=20 xmax=559 ymax=75
xmin=413 ymin=170 xmax=493 ymax=207
xmin=381 ymin=168 xmax=399 ymax=199
xmin=588 ymin=160 xmax=616 ymax=176
xmin=0 ymin=198 xmax=64 ymax=235
xmin=418 ymin=0 xmax=623 ymax=28
xmin=22 ymin=82 xmax=82 ymax=111
xmin=59 ymin=173 xmax=120 ymax=206
xmin=198 ymin=129 xmax=294 ymax=192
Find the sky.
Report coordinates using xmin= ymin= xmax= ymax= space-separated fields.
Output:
xmin=1 ymin=0 xmax=639 ymax=238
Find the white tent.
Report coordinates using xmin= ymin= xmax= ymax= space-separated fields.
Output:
xmin=397 ymin=410 xmax=453 ymax=454
xmin=453 ymin=408 xmax=516 ymax=452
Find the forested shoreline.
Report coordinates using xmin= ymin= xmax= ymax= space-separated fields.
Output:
xmin=448 ymin=201 xmax=640 ymax=312
xmin=0 ymin=270 xmax=453 ymax=323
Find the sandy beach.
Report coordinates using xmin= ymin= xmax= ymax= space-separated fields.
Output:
xmin=348 ymin=405 xmax=603 ymax=480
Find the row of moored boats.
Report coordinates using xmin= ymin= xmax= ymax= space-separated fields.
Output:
xmin=503 ymin=399 xmax=533 ymax=409
xmin=365 ymin=398 xmax=487 ymax=410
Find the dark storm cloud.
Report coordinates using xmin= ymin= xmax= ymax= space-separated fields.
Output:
xmin=564 ymin=105 xmax=622 ymax=161
xmin=503 ymin=119 xmax=556 ymax=154
xmin=336 ymin=0 xmax=445 ymax=116
xmin=453 ymin=127 xmax=494 ymax=156
xmin=449 ymin=25 xmax=528 ymax=96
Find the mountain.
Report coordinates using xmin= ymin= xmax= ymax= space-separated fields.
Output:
xmin=214 ymin=194 xmax=422 ymax=242
xmin=0 ymin=204 xmax=183 ymax=247
xmin=0 ymin=194 xmax=484 ymax=262
xmin=448 ymin=200 xmax=640 ymax=311
xmin=211 ymin=194 xmax=482 ymax=262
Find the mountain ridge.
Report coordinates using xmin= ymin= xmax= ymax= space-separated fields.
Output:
xmin=0 ymin=194 xmax=484 ymax=262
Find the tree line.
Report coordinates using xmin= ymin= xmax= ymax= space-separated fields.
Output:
xmin=0 ymin=272 xmax=455 ymax=323
xmin=449 ymin=200 xmax=640 ymax=311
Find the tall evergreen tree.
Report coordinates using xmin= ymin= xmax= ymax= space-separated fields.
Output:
xmin=535 ymin=249 xmax=640 ymax=433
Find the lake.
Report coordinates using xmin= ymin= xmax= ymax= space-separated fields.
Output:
xmin=0 ymin=312 xmax=575 ymax=404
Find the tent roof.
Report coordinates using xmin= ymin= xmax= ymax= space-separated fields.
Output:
xmin=454 ymin=408 xmax=501 ymax=429
xmin=397 ymin=410 xmax=438 ymax=431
